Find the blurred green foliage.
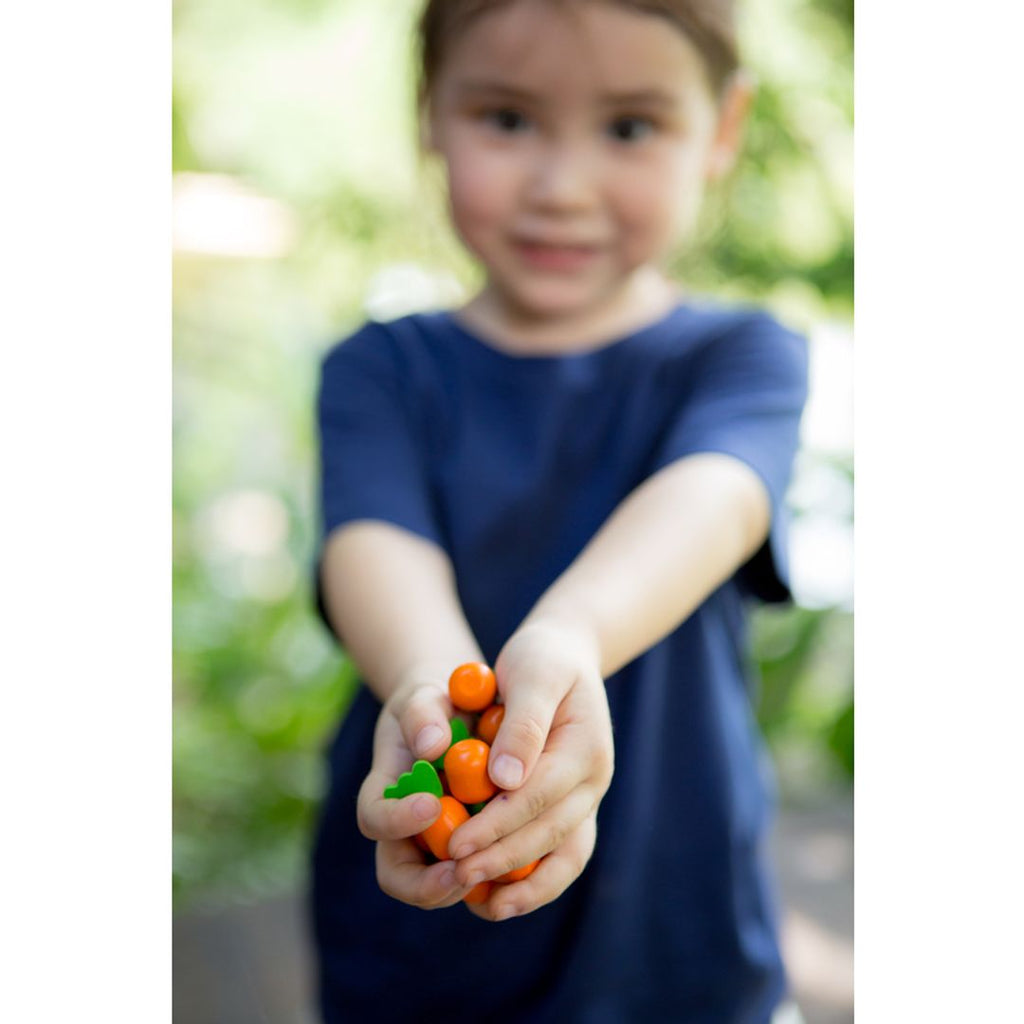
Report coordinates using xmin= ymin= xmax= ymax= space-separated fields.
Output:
xmin=173 ymin=0 xmax=853 ymax=910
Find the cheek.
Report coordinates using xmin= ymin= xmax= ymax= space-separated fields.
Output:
xmin=613 ymin=155 xmax=707 ymax=256
xmin=445 ymin=147 xmax=517 ymax=242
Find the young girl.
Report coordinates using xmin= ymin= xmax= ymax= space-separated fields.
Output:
xmin=312 ymin=1 xmax=809 ymax=1020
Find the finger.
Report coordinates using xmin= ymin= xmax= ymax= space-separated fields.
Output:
xmin=446 ymin=749 xmax=580 ymax=861
xmin=453 ymin=785 xmax=597 ymax=889
xmin=357 ymin=729 xmax=430 ymax=842
xmin=368 ymin=708 xmax=417 ymax=782
xmin=391 ymin=683 xmax=454 ymax=762
xmin=464 ymin=816 xmax=597 ymax=922
xmin=377 ymin=839 xmax=473 ymax=909
xmin=357 ymin=784 xmax=442 ymax=842
xmin=488 ymin=664 xmax=569 ymax=791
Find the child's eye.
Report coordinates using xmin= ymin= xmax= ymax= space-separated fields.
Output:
xmin=607 ymin=115 xmax=655 ymax=144
xmin=484 ymin=108 xmax=531 ymax=134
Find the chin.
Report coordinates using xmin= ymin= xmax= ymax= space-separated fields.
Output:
xmin=510 ymin=295 xmax=600 ymax=324
xmin=496 ymin=278 xmax=616 ymax=323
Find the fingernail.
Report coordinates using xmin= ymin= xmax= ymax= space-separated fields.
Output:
xmin=453 ymin=844 xmax=475 ymax=860
xmin=491 ymin=754 xmax=523 ymax=789
xmin=439 ymin=865 xmax=457 ymax=889
xmin=413 ymin=794 xmax=437 ymax=820
xmin=415 ymin=724 xmax=443 ymax=756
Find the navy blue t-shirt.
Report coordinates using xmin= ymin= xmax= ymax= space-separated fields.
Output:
xmin=312 ymin=302 xmax=808 ymax=1023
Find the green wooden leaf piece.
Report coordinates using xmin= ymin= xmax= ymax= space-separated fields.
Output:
xmin=432 ymin=717 xmax=472 ymax=771
xmin=383 ymin=759 xmax=443 ymax=800
xmin=469 ymin=802 xmax=488 ymax=815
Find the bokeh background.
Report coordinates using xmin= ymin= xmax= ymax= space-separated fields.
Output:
xmin=172 ymin=0 xmax=853 ymax=1019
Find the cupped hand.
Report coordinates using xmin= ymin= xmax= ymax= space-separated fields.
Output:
xmin=449 ymin=621 xmax=615 ymax=920
xmin=355 ymin=669 xmax=473 ymax=909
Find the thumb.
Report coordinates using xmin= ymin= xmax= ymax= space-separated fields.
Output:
xmin=487 ymin=661 xmax=565 ymax=791
xmin=392 ymin=683 xmax=453 ymax=763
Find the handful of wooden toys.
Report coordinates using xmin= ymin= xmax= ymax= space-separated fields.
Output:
xmin=383 ymin=662 xmax=541 ymax=906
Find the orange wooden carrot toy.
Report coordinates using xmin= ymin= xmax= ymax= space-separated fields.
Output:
xmin=444 ymin=738 xmax=498 ymax=804
xmin=448 ymin=662 xmax=497 ymax=711
xmin=419 ymin=795 xmax=471 ymax=861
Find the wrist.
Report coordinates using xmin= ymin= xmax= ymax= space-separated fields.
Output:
xmin=514 ymin=606 xmax=603 ymax=677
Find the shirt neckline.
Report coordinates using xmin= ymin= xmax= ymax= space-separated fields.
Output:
xmin=436 ymin=302 xmax=692 ymax=366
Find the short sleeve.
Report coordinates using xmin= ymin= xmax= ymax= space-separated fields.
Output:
xmin=314 ymin=324 xmax=443 ymax=630
xmin=318 ymin=325 xmax=441 ymax=544
xmin=650 ymin=314 xmax=809 ymax=602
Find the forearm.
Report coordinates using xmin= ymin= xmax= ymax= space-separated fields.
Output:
xmin=320 ymin=520 xmax=483 ymax=703
xmin=522 ymin=453 xmax=772 ymax=678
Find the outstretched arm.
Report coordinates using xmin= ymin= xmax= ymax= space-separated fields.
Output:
xmin=525 ymin=450 xmax=770 ymax=677
xmin=451 ymin=452 xmax=772 ymax=920
xmin=321 ymin=519 xmax=483 ymax=710
xmin=321 ymin=519 xmax=483 ymax=908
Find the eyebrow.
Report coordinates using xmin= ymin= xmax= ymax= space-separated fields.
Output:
xmin=454 ymin=81 xmax=538 ymax=102
xmin=453 ymin=80 xmax=678 ymax=108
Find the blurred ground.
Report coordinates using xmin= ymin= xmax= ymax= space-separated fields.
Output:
xmin=771 ymin=796 xmax=854 ymax=1024
xmin=173 ymin=794 xmax=852 ymax=1023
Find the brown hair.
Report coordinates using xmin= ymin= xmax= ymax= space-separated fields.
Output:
xmin=417 ymin=0 xmax=740 ymax=111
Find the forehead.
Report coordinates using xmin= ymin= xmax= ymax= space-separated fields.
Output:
xmin=434 ymin=0 xmax=714 ymax=104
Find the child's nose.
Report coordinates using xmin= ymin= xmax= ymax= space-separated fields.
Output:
xmin=524 ymin=142 xmax=598 ymax=213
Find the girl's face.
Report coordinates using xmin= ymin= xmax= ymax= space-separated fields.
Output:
xmin=427 ymin=0 xmax=745 ymax=337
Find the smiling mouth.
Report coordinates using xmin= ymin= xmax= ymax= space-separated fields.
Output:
xmin=513 ymin=241 xmax=602 ymax=272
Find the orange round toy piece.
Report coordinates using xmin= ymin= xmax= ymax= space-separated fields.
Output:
xmin=418 ymin=795 xmax=470 ymax=861
xmin=496 ymin=858 xmax=541 ymax=883
xmin=476 ymin=703 xmax=505 ymax=745
xmin=448 ymin=662 xmax=497 ymax=712
xmin=444 ymin=738 xmax=498 ymax=804
xmin=463 ymin=879 xmax=493 ymax=905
